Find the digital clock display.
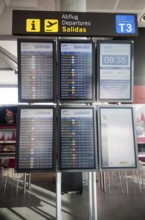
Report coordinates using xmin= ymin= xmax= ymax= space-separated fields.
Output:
xmin=102 ymin=55 xmax=128 ymax=65
xmin=97 ymin=40 xmax=133 ymax=102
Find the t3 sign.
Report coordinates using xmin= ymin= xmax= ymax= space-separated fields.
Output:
xmin=12 ymin=10 xmax=138 ymax=37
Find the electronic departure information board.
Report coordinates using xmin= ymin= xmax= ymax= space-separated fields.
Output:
xmin=59 ymin=107 xmax=97 ymax=171
xmin=59 ymin=40 xmax=95 ymax=101
xmin=97 ymin=40 xmax=134 ymax=102
xmin=18 ymin=39 xmax=55 ymax=102
xmin=98 ymin=106 xmax=138 ymax=170
xmin=16 ymin=106 xmax=55 ymax=172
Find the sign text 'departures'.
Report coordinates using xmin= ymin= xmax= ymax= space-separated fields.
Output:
xmin=12 ymin=10 xmax=138 ymax=37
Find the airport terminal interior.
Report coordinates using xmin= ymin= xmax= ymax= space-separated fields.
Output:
xmin=1 ymin=0 xmax=145 ymax=220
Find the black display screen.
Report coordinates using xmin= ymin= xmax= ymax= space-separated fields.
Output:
xmin=59 ymin=107 xmax=96 ymax=171
xmin=16 ymin=106 xmax=55 ymax=172
xmin=59 ymin=40 xmax=95 ymax=101
xmin=18 ymin=39 xmax=55 ymax=102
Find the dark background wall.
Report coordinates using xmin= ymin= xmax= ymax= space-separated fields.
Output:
xmin=134 ymin=28 xmax=145 ymax=86
xmin=132 ymin=28 xmax=145 ymax=103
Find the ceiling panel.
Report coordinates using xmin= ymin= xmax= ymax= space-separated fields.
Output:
xmin=0 ymin=42 xmax=17 ymax=86
xmin=116 ymin=0 xmax=145 ymax=11
xmin=0 ymin=1 xmax=5 ymax=16
xmin=0 ymin=58 xmax=12 ymax=70
xmin=4 ymin=0 xmax=55 ymax=11
xmin=5 ymin=0 xmax=38 ymax=7
xmin=0 ymin=71 xmax=17 ymax=86
xmin=87 ymin=0 xmax=117 ymax=11
xmin=131 ymin=0 xmax=145 ymax=10
xmin=37 ymin=0 xmax=55 ymax=11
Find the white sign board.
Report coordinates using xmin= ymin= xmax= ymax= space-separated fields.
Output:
xmin=98 ymin=106 xmax=138 ymax=169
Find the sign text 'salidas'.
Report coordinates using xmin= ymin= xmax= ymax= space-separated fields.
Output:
xmin=61 ymin=13 xmax=91 ymax=33
xmin=12 ymin=10 xmax=138 ymax=36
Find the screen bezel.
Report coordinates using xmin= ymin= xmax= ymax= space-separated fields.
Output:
xmin=16 ymin=105 xmax=56 ymax=172
xmin=58 ymin=105 xmax=97 ymax=172
xmin=97 ymin=40 xmax=134 ymax=102
xmin=18 ymin=39 xmax=56 ymax=103
xmin=97 ymin=105 xmax=138 ymax=170
xmin=58 ymin=39 xmax=95 ymax=103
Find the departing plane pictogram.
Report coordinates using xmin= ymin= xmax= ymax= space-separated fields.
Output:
xmin=44 ymin=19 xmax=58 ymax=32
xmin=46 ymin=21 xmax=57 ymax=28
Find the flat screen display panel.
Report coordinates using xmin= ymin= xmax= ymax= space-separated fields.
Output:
xmin=18 ymin=39 xmax=55 ymax=102
xmin=59 ymin=40 xmax=95 ymax=101
xmin=97 ymin=40 xmax=134 ymax=102
xmin=59 ymin=107 xmax=97 ymax=171
xmin=98 ymin=106 xmax=138 ymax=170
xmin=16 ymin=106 xmax=55 ymax=172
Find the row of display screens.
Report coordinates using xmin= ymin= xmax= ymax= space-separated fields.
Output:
xmin=18 ymin=39 xmax=134 ymax=103
xmin=16 ymin=105 xmax=138 ymax=173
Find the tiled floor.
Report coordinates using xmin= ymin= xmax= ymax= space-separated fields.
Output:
xmin=0 ymin=171 xmax=145 ymax=220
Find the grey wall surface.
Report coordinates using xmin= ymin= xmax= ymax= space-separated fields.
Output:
xmin=134 ymin=28 xmax=145 ymax=86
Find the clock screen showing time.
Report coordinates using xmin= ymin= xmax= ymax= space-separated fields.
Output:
xmin=98 ymin=41 xmax=133 ymax=101
xmin=102 ymin=55 xmax=128 ymax=65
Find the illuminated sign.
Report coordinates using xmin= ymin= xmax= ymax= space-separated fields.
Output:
xmin=13 ymin=11 xmax=138 ymax=37
xmin=26 ymin=19 xmax=40 ymax=32
xmin=44 ymin=19 xmax=59 ymax=32
xmin=115 ymin=15 xmax=135 ymax=34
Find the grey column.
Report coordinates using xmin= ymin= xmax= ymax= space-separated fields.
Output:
xmin=59 ymin=0 xmax=86 ymax=12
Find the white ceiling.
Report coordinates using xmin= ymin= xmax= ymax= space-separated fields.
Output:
xmin=1 ymin=0 xmax=145 ymax=86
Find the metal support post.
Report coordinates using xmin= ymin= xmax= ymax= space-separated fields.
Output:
xmin=88 ymin=172 xmax=93 ymax=220
xmin=28 ymin=173 xmax=31 ymax=190
xmin=23 ymin=173 xmax=27 ymax=194
xmin=92 ymin=171 xmax=98 ymax=220
xmin=56 ymin=172 xmax=62 ymax=220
